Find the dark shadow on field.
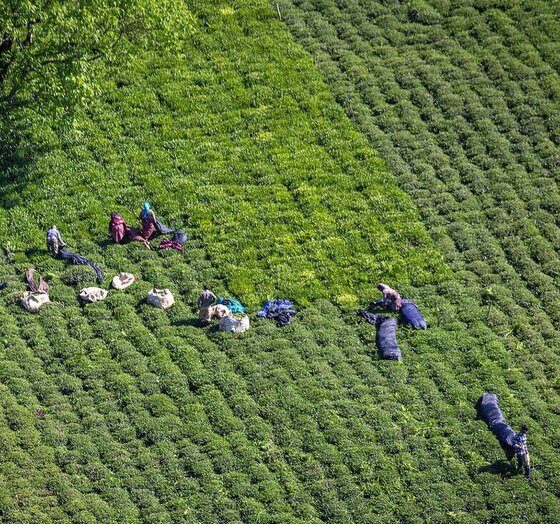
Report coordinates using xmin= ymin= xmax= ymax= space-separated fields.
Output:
xmin=24 ymin=247 xmax=46 ymax=257
xmin=0 ymin=116 xmax=49 ymax=210
xmin=478 ymin=460 xmax=517 ymax=479
xmin=97 ymin=239 xmax=114 ymax=249
xmin=173 ymin=318 xmax=202 ymax=328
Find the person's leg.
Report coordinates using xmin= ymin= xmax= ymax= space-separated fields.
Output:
xmin=199 ymin=307 xmax=211 ymax=325
xmin=517 ymin=454 xmax=523 ymax=472
xmin=48 ymin=237 xmax=59 ymax=256
xmin=523 ymin=454 xmax=531 ymax=479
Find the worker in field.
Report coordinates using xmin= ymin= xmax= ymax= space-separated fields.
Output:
xmin=377 ymin=282 xmax=402 ymax=311
xmin=46 ymin=225 xmax=66 ymax=256
xmin=513 ymin=424 xmax=531 ymax=479
xmin=198 ymin=285 xmax=217 ymax=325
xmin=139 ymin=202 xmax=158 ymax=239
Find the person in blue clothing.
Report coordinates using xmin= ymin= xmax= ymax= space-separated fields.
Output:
xmin=46 ymin=225 xmax=66 ymax=256
xmin=513 ymin=424 xmax=531 ymax=479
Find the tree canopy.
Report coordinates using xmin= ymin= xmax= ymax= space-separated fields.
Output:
xmin=0 ymin=0 xmax=192 ymax=111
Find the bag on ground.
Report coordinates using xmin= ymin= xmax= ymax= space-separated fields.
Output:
xmin=476 ymin=392 xmax=516 ymax=460
xmin=400 ymin=299 xmax=427 ymax=329
xmin=147 ymin=288 xmax=175 ymax=309
xmin=22 ymin=291 xmax=50 ymax=312
xmin=112 ymin=272 xmax=135 ymax=290
xmin=220 ymin=314 xmax=250 ymax=333
xmin=79 ymin=287 xmax=108 ymax=303
xmin=376 ymin=316 xmax=402 ymax=360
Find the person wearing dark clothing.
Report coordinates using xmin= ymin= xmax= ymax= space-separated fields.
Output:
xmin=198 ymin=286 xmax=217 ymax=324
xmin=513 ymin=425 xmax=531 ymax=479
xmin=46 ymin=225 xmax=66 ymax=256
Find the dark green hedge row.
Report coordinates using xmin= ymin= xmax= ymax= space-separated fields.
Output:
xmin=0 ymin=0 xmax=558 ymax=522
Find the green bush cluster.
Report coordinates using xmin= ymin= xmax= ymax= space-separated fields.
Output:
xmin=0 ymin=0 xmax=557 ymax=522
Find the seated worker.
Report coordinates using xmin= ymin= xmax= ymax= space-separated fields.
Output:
xmin=46 ymin=225 xmax=66 ymax=256
xmin=198 ymin=285 xmax=217 ymax=325
xmin=377 ymin=283 xmax=402 ymax=312
xmin=139 ymin=202 xmax=157 ymax=240
xmin=109 ymin=213 xmax=150 ymax=249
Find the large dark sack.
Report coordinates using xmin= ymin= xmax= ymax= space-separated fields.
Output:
xmin=58 ymin=247 xmax=103 ymax=283
xmin=400 ymin=299 xmax=427 ymax=329
xmin=476 ymin=392 xmax=516 ymax=460
xmin=376 ymin=316 xmax=402 ymax=360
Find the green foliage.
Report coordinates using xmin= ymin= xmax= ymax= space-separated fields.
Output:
xmin=0 ymin=0 xmax=193 ymax=110
xmin=0 ymin=0 xmax=558 ymax=523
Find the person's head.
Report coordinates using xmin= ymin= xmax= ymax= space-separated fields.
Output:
xmin=521 ymin=424 xmax=529 ymax=434
xmin=51 ymin=225 xmax=57 ymax=230
xmin=203 ymin=285 xmax=210 ymax=291
xmin=377 ymin=283 xmax=385 ymax=291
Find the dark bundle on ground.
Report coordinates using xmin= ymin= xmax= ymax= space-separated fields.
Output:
xmin=357 ymin=310 xmax=402 ymax=360
xmin=58 ymin=247 xmax=103 ymax=283
xmin=400 ymin=299 xmax=427 ymax=329
xmin=476 ymin=392 xmax=516 ymax=460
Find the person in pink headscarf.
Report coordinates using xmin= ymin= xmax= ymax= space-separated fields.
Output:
xmin=377 ymin=283 xmax=402 ymax=311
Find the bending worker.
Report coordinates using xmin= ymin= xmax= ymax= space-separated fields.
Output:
xmin=46 ymin=225 xmax=66 ymax=256
xmin=139 ymin=202 xmax=157 ymax=239
xmin=377 ymin=282 xmax=402 ymax=311
xmin=198 ymin=285 xmax=217 ymax=325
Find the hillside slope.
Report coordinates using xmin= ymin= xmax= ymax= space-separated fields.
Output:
xmin=0 ymin=1 xmax=558 ymax=523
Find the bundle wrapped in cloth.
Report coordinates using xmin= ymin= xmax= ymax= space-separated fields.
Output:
xmin=357 ymin=310 xmax=402 ymax=360
xmin=257 ymin=299 xmax=296 ymax=327
xmin=476 ymin=392 xmax=517 ymax=460
xmin=220 ymin=314 xmax=250 ymax=333
xmin=147 ymin=288 xmax=175 ymax=309
xmin=400 ymin=299 xmax=427 ymax=330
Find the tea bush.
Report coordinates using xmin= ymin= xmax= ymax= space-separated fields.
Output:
xmin=0 ymin=0 xmax=558 ymax=522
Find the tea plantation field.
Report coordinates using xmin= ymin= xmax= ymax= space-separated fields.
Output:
xmin=0 ymin=0 xmax=558 ymax=522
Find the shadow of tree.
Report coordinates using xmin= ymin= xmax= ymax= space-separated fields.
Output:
xmin=0 ymin=114 xmax=49 ymax=210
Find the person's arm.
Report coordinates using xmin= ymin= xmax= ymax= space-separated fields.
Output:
xmin=210 ymin=292 xmax=217 ymax=304
xmin=56 ymin=231 xmax=66 ymax=246
xmin=197 ymin=294 xmax=203 ymax=308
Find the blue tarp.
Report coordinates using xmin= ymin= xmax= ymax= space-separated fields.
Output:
xmin=357 ymin=310 xmax=402 ymax=360
xmin=217 ymin=297 xmax=246 ymax=314
xmin=258 ymin=299 xmax=296 ymax=327
xmin=376 ymin=316 xmax=401 ymax=360
xmin=58 ymin=247 xmax=103 ymax=283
